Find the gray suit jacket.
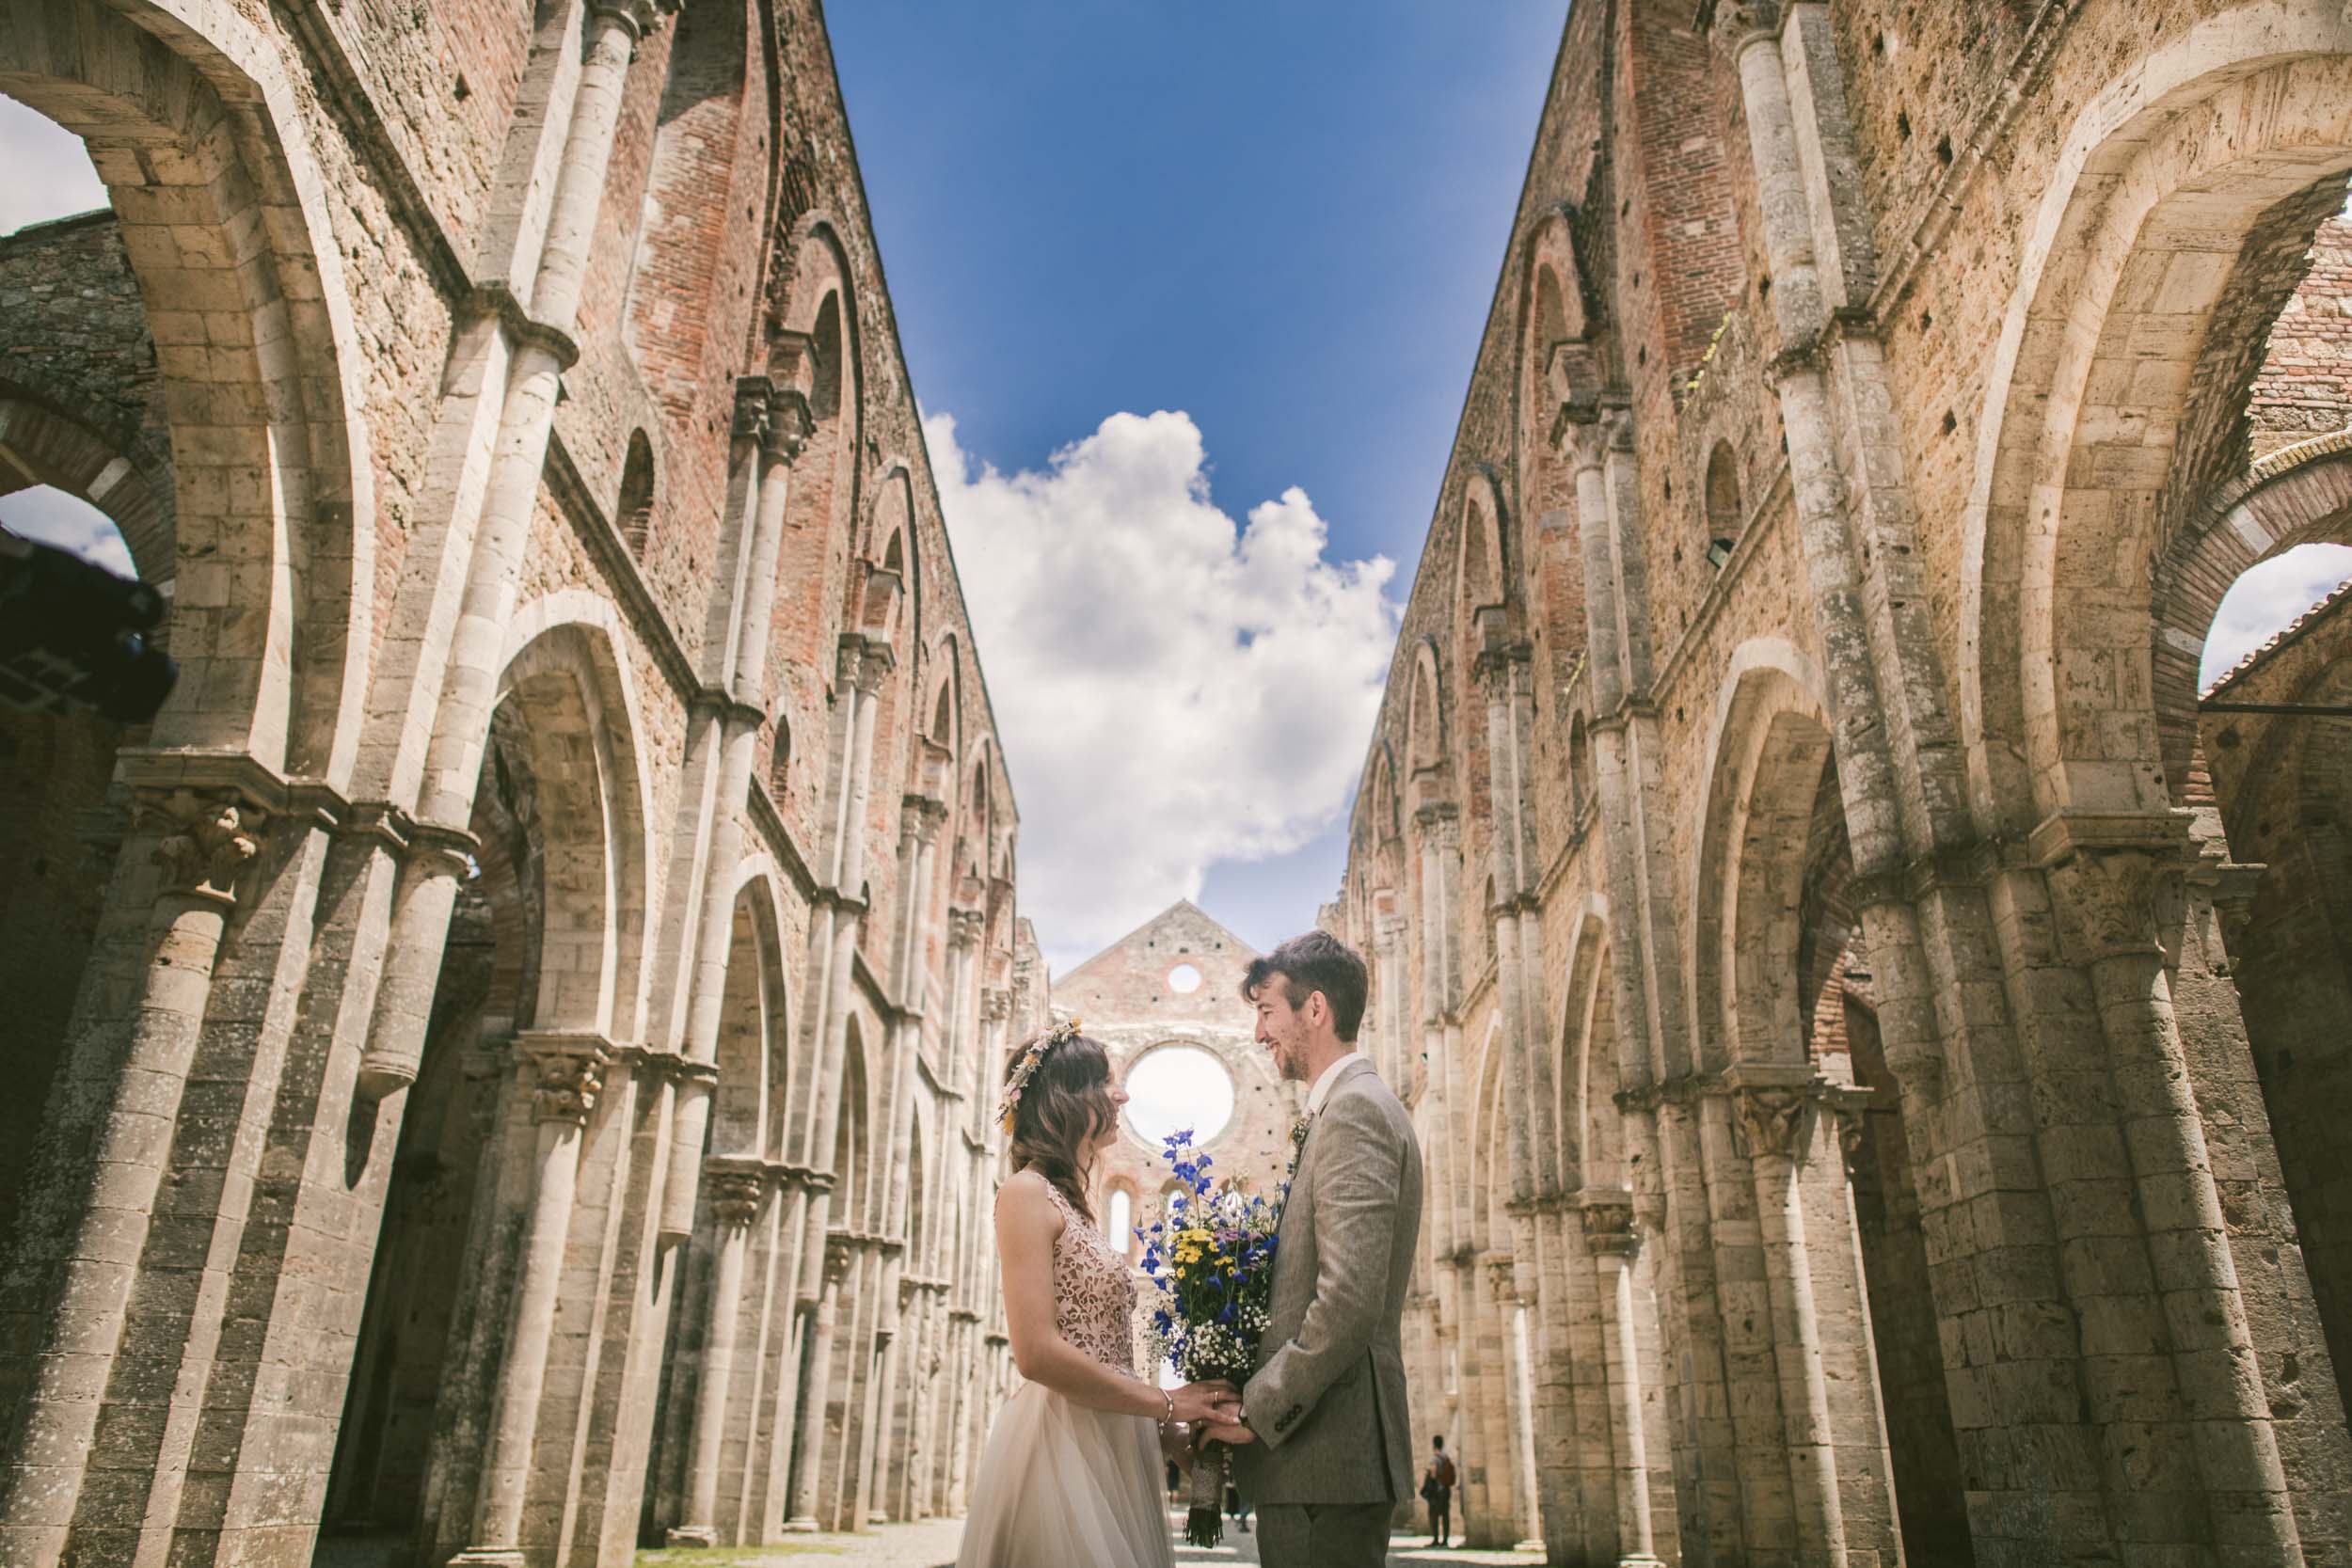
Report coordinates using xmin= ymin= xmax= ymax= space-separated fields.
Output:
xmin=1232 ymin=1057 xmax=1423 ymax=1507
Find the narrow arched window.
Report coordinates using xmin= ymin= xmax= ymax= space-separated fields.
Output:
xmin=1704 ymin=441 xmax=1740 ymax=570
xmin=616 ymin=431 xmax=654 ymax=557
xmin=1107 ymin=1187 xmax=1134 ymax=1258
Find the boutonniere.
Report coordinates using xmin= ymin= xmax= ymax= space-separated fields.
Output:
xmin=1289 ymin=1114 xmax=1313 ymax=1149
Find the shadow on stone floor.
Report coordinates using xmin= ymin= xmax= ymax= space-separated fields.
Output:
xmin=623 ymin=1513 xmax=1549 ymax=1567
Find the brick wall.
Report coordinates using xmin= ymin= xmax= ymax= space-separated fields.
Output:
xmin=2250 ymin=214 xmax=2352 ymax=458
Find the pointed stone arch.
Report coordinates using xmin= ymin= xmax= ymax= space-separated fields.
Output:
xmin=495 ymin=592 xmax=657 ymax=1041
xmin=1692 ymin=640 xmax=1836 ymax=1074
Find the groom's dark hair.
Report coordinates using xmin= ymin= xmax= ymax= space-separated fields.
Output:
xmin=1242 ymin=930 xmax=1368 ymax=1042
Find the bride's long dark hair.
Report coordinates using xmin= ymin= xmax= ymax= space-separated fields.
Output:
xmin=1004 ymin=1029 xmax=1117 ymax=1224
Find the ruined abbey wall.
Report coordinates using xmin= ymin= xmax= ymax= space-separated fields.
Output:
xmin=0 ymin=1 xmax=1039 ymax=1561
xmin=1330 ymin=3 xmax=2352 ymax=1562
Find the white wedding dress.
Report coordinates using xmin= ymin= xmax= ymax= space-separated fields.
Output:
xmin=955 ymin=1181 xmax=1174 ymax=1568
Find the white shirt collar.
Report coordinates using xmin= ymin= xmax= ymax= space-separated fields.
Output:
xmin=1306 ymin=1051 xmax=1367 ymax=1117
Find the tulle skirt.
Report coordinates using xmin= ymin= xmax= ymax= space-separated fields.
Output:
xmin=955 ymin=1380 xmax=1175 ymax=1568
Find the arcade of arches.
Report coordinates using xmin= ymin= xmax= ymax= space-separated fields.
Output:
xmin=0 ymin=1 xmax=1039 ymax=1562
xmin=1326 ymin=2 xmax=2352 ymax=1564
xmin=11 ymin=2 xmax=2352 ymax=1566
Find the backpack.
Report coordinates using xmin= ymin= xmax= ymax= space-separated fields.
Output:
xmin=1433 ymin=1453 xmax=1457 ymax=1489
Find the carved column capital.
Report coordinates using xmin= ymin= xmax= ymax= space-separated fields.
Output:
xmin=852 ymin=637 xmax=897 ymax=695
xmin=1728 ymin=1085 xmax=1807 ymax=1163
xmin=822 ymin=1235 xmax=857 ymax=1287
xmin=1414 ymin=800 xmax=1461 ymax=849
xmin=139 ymin=787 xmax=266 ymax=907
xmin=704 ymin=1158 xmax=767 ymax=1227
xmin=1601 ymin=405 xmax=1637 ymax=455
xmin=589 ymin=0 xmax=671 ymax=46
xmin=904 ymin=793 xmax=950 ymax=846
xmin=835 ymin=636 xmax=867 ymax=691
xmin=947 ymin=908 xmax=986 ymax=950
xmin=1579 ymin=1191 xmax=1638 ymax=1260
xmin=1559 ymin=409 xmax=1607 ymax=473
xmin=767 ymin=392 xmax=814 ymax=464
xmin=519 ymin=1033 xmax=612 ymax=1125
xmin=2034 ymin=811 xmax=2194 ymax=966
xmin=1471 ymin=630 xmax=1532 ymax=693
xmin=1699 ymin=0 xmax=1781 ymax=55
xmin=1818 ymin=1084 xmax=1877 ymax=1177
xmin=979 ymin=987 xmax=1010 ymax=1022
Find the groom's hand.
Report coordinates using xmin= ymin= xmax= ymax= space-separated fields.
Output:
xmin=1197 ymin=1412 xmax=1254 ymax=1447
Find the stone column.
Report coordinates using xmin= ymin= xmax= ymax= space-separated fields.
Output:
xmin=977 ymin=985 xmax=1011 ymax=1124
xmin=755 ymin=1170 xmax=812 ymax=1540
xmin=1582 ymin=1193 xmax=1662 ymax=1567
xmin=785 ymin=1235 xmax=853 ymax=1529
xmin=1506 ymin=1279 xmax=1545 ymax=1549
xmin=1416 ymin=804 xmax=1465 ymax=1335
xmin=664 ymin=384 xmax=812 ymax=1242
xmin=450 ymin=1036 xmax=610 ymax=1566
xmin=2042 ymin=826 xmax=2302 ymax=1557
xmin=948 ymin=1313 xmax=983 ymax=1512
xmin=0 ymin=785 xmax=264 ymax=1558
xmin=670 ymin=1162 xmax=767 ymax=1546
xmin=858 ymin=1245 xmax=905 ymax=1524
xmin=1726 ymin=1073 xmax=1848 ymax=1566
xmin=945 ymin=909 xmax=983 ymax=1125
xmin=359 ymin=0 xmax=664 ymax=1099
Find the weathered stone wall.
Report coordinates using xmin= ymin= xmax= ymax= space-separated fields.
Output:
xmin=0 ymin=0 xmax=1032 ymax=1562
xmin=1054 ymin=902 xmax=1301 ymax=1257
xmin=1334 ymin=2 xmax=2352 ymax=1563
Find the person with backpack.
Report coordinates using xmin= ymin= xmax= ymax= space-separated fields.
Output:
xmin=1419 ymin=1434 xmax=1457 ymax=1548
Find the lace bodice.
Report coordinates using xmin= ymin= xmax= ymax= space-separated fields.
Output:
xmin=1038 ymin=1180 xmax=1139 ymax=1375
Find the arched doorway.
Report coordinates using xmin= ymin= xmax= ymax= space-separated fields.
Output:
xmin=1692 ymin=653 xmax=1959 ymax=1567
xmin=318 ymin=621 xmax=644 ymax=1565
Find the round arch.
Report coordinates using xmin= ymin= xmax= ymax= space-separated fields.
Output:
xmin=0 ymin=392 xmax=174 ymax=583
xmin=1 ymin=0 xmax=376 ymax=784
xmin=2155 ymin=436 xmax=2352 ymax=791
xmin=1959 ymin=8 xmax=2352 ymax=835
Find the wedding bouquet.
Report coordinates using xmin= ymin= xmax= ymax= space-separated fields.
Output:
xmin=1140 ymin=1130 xmax=1280 ymax=1548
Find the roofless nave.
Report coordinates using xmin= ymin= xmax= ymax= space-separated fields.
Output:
xmin=8 ymin=2 xmax=2352 ymax=1565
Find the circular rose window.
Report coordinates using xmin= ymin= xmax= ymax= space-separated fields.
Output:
xmin=1167 ymin=961 xmax=1202 ymax=994
xmin=1122 ymin=1044 xmax=1234 ymax=1147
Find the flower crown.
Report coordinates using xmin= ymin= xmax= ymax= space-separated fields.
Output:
xmin=995 ymin=1017 xmax=1082 ymax=1135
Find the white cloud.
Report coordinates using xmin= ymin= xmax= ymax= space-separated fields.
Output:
xmin=0 ymin=485 xmax=135 ymax=578
xmin=2201 ymin=542 xmax=2352 ymax=689
xmin=0 ymin=95 xmax=107 ymax=235
xmin=926 ymin=409 xmax=1398 ymax=974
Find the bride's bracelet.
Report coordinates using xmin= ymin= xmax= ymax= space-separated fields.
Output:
xmin=1158 ymin=1388 xmax=1174 ymax=1430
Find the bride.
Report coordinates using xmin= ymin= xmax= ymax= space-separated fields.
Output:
xmin=956 ymin=1020 xmax=1246 ymax=1568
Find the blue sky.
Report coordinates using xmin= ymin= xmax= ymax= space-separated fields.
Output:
xmin=830 ymin=2 xmax=1571 ymax=971
xmin=8 ymin=13 xmax=2350 ymax=979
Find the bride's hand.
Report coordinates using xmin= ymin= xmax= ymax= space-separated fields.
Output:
xmin=1168 ymin=1380 xmax=1241 ymax=1426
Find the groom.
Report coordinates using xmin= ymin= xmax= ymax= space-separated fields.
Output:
xmin=1207 ymin=930 xmax=1424 ymax=1567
